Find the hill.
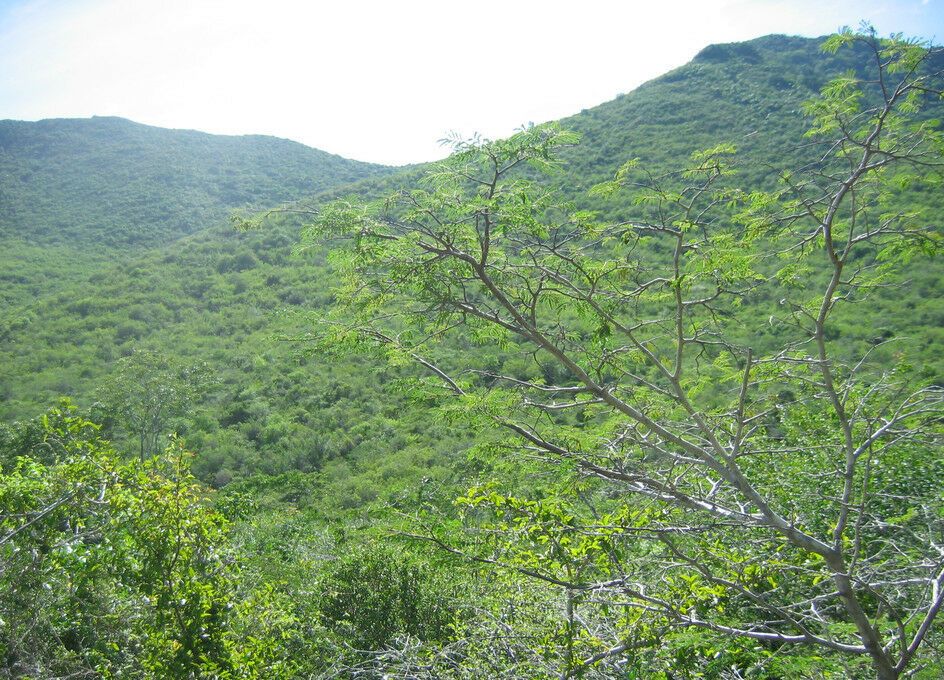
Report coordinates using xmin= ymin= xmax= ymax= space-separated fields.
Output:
xmin=0 ymin=116 xmax=394 ymax=311
xmin=1 ymin=34 xmax=941 ymax=480
xmin=0 ymin=116 xmax=391 ymax=248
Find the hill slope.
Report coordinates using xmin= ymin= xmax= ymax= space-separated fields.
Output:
xmin=0 ymin=116 xmax=392 ymax=248
xmin=1 ymin=34 xmax=941 ymax=486
xmin=0 ymin=116 xmax=395 ymax=310
xmin=3 ymin=31 xmax=943 ymax=680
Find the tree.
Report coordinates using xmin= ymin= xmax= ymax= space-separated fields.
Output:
xmin=0 ymin=402 xmax=241 ymax=677
xmin=304 ymin=28 xmax=944 ymax=678
xmin=95 ymin=348 xmax=211 ymax=461
xmin=317 ymin=543 xmax=454 ymax=650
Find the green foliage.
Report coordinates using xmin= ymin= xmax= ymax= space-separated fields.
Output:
xmin=2 ymin=34 xmax=941 ymax=485
xmin=0 ymin=403 xmax=280 ymax=678
xmin=93 ymin=348 xmax=215 ymax=461
xmin=301 ymin=28 xmax=944 ymax=679
xmin=317 ymin=543 xmax=455 ymax=650
xmin=1 ymin=29 xmax=943 ymax=679
xmin=0 ymin=116 xmax=391 ymax=250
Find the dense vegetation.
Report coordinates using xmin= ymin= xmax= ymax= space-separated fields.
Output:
xmin=1 ymin=28 xmax=942 ymax=678
xmin=0 ymin=116 xmax=393 ymax=312
xmin=0 ymin=116 xmax=391 ymax=248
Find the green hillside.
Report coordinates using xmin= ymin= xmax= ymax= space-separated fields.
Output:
xmin=0 ymin=117 xmax=394 ymax=310
xmin=2 ymin=30 xmax=943 ymax=678
xmin=3 ymin=34 xmax=939 ymax=431
xmin=0 ymin=116 xmax=391 ymax=248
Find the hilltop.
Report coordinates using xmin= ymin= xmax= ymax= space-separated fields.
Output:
xmin=0 ymin=115 xmax=395 ymax=311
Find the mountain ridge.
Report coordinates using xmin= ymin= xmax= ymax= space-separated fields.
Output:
xmin=1 ymin=115 xmax=368 ymax=157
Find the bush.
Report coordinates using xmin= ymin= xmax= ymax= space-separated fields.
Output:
xmin=317 ymin=544 xmax=454 ymax=649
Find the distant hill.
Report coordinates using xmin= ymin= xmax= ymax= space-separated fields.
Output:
xmin=0 ymin=116 xmax=392 ymax=248
xmin=0 ymin=116 xmax=395 ymax=311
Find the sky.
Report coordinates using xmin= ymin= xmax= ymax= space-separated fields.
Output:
xmin=1 ymin=0 xmax=942 ymax=166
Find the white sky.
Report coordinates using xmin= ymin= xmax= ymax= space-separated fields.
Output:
xmin=1 ymin=0 xmax=942 ymax=165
